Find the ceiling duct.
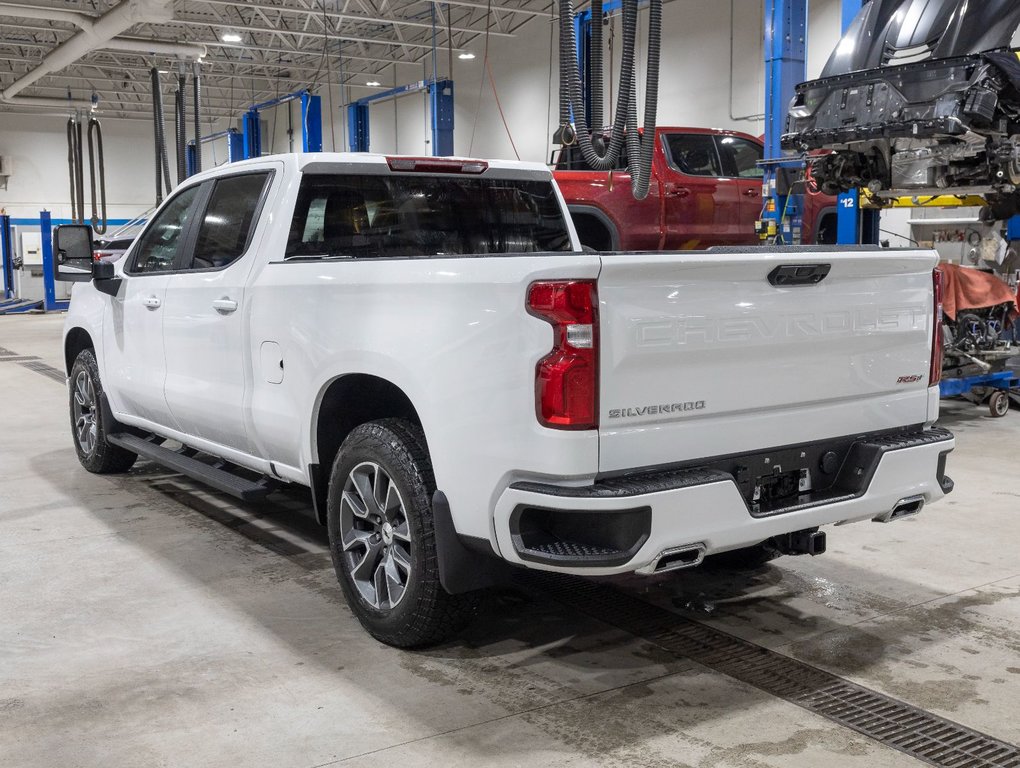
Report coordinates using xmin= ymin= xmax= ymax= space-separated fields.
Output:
xmin=0 ymin=0 xmax=206 ymax=109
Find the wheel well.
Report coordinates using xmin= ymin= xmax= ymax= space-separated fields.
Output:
xmin=314 ymin=374 xmax=423 ymax=475
xmin=570 ymin=211 xmax=616 ymax=252
xmin=815 ymin=210 xmax=838 ymax=245
xmin=65 ymin=327 xmax=94 ymax=375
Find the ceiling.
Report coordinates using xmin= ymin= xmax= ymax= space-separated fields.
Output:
xmin=0 ymin=0 xmax=554 ymax=121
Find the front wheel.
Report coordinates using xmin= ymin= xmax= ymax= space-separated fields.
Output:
xmin=326 ymin=419 xmax=476 ymax=647
xmin=989 ymin=390 xmax=1010 ymax=418
xmin=68 ymin=348 xmax=137 ymax=474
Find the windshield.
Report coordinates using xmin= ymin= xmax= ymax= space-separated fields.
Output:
xmin=286 ymin=173 xmax=573 ymax=259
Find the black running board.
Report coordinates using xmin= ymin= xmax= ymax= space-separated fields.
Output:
xmin=107 ymin=433 xmax=275 ymax=501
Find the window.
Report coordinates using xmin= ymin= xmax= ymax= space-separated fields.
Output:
xmin=285 ymin=174 xmax=572 ymax=259
xmin=129 ymin=186 xmax=200 ymax=273
xmin=717 ymin=136 xmax=764 ymax=178
xmin=552 ymin=137 xmax=629 ymax=172
xmin=662 ymin=133 xmax=723 ymax=176
xmin=189 ymin=173 xmax=271 ymax=270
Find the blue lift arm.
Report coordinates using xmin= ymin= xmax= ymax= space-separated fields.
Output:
xmin=240 ymin=90 xmax=323 ymax=161
xmin=347 ymin=79 xmax=454 ymax=156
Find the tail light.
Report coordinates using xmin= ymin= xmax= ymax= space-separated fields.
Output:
xmin=930 ymin=267 xmax=944 ymax=386
xmin=527 ymin=280 xmax=598 ymax=429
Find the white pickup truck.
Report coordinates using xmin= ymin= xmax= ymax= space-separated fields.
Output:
xmin=56 ymin=152 xmax=954 ymax=647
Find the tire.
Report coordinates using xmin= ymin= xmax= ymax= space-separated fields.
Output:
xmin=702 ymin=541 xmax=780 ymax=570
xmin=989 ymin=390 xmax=1010 ymax=418
xmin=326 ymin=418 xmax=476 ymax=648
xmin=68 ymin=348 xmax=137 ymax=474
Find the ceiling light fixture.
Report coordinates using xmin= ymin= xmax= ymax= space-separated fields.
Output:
xmin=366 ymin=80 xmax=381 ymax=86
xmin=221 ymin=32 xmax=242 ymax=43
xmin=458 ymin=52 xmax=476 ymax=60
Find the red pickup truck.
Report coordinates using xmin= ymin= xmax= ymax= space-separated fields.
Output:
xmin=552 ymin=127 xmax=836 ymax=250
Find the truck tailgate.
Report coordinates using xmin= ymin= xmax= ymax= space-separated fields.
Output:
xmin=597 ymin=248 xmax=938 ymax=473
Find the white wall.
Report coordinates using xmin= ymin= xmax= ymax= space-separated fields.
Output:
xmin=0 ymin=0 xmax=847 ymax=217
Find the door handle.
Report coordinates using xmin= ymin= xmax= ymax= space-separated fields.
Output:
xmin=212 ymin=298 xmax=238 ymax=314
xmin=142 ymin=295 xmax=161 ymax=309
xmin=664 ymin=183 xmax=690 ymax=198
xmin=743 ymin=188 xmax=760 ymax=197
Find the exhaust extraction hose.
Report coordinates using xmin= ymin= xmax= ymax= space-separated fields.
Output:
xmin=558 ymin=0 xmax=661 ymax=198
xmin=87 ymin=117 xmax=107 ymax=234
xmin=150 ymin=67 xmax=172 ymax=203
xmin=192 ymin=62 xmax=202 ymax=174
xmin=175 ymin=71 xmax=187 ymax=183
xmin=590 ymin=0 xmax=603 ymax=130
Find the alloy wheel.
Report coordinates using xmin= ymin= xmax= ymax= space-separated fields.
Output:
xmin=339 ymin=461 xmax=413 ymax=610
xmin=72 ymin=370 xmax=98 ymax=456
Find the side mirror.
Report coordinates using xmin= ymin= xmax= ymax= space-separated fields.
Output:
xmin=53 ymin=225 xmax=95 ymax=283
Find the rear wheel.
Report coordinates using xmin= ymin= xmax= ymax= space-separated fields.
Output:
xmin=326 ymin=419 xmax=476 ymax=647
xmin=68 ymin=348 xmax=137 ymax=473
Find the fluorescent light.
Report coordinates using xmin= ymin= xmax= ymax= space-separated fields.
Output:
xmin=221 ymin=32 xmax=242 ymax=42
xmin=366 ymin=80 xmax=381 ymax=86
xmin=458 ymin=52 xmax=476 ymax=60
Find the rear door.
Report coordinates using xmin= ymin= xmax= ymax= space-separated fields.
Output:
xmin=715 ymin=134 xmax=764 ymax=242
xmin=596 ymin=249 xmax=937 ymax=473
xmin=658 ymin=132 xmax=742 ymax=249
xmin=162 ymin=169 xmax=275 ymax=454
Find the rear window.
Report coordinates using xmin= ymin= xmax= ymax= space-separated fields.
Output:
xmin=286 ymin=174 xmax=572 ymax=259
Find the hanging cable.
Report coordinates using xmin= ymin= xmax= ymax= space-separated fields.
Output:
xmin=87 ymin=117 xmax=107 ymax=235
xmin=74 ymin=116 xmax=85 ymax=222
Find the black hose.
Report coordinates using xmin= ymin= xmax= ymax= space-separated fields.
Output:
xmin=590 ymin=0 xmax=603 ymax=130
xmin=176 ymin=72 xmax=187 ymax=183
xmin=150 ymin=67 xmax=164 ymax=204
xmin=74 ymin=117 xmax=85 ymax=223
xmin=558 ymin=0 xmax=634 ymax=169
xmin=66 ymin=117 xmax=80 ymax=223
xmin=87 ymin=117 xmax=107 ymax=235
xmin=630 ymin=0 xmax=661 ymax=199
xmin=192 ymin=63 xmax=202 ymax=172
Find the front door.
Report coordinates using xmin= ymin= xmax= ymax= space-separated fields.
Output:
xmin=102 ymin=185 xmax=203 ymax=427
xmin=715 ymin=134 xmax=765 ymax=244
xmin=162 ymin=170 xmax=275 ymax=455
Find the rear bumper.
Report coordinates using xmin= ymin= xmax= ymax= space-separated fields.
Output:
xmin=492 ymin=428 xmax=954 ymax=576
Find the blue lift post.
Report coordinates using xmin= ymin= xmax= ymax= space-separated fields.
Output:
xmin=0 ymin=214 xmax=13 ymax=300
xmin=347 ymin=79 xmax=454 ymax=156
xmin=186 ymin=129 xmax=245 ymax=176
xmin=762 ymin=0 xmax=806 ymax=244
xmin=835 ymin=0 xmax=879 ymax=245
xmin=40 ymin=210 xmax=67 ymax=312
xmin=240 ymin=90 xmax=323 ymax=160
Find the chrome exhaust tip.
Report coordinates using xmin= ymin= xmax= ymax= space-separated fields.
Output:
xmin=639 ymin=543 xmax=706 ymax=574
xmin=873 ymin=495 xmax=925 ymax=523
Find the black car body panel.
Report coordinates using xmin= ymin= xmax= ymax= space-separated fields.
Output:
xmin=821 ymin=0 xmax=1020 ymax=77
xmin=782 ymin=0 xmax=1020 ymax=215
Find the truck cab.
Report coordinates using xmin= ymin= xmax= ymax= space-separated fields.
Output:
xmin=552 ymin=126 xmax=836 ymax=250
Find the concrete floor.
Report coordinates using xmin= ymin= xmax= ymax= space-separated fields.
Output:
xmin=1 ymin=312 xmax=1018 ymax=768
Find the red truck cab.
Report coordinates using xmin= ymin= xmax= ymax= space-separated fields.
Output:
xmin=552 ymin=127 xmax=836 ymax=250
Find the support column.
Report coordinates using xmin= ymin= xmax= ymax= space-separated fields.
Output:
xmin=0 ymin=214 xmax=13 ymax=300
xmin=40 ymin=210 xmax=66 ymax=312
xmin=763 ymin=0 xmax=807 ymax=244
xmin=348 ymin=103 xmax=370 ymax=152
xmin=430 ymin=79 xmax=454 ymax=157
xmin=836 ymin=0 xmax=869 ymax=245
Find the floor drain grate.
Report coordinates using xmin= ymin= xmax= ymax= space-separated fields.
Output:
xmin=19 ymin=360 xmax=66 ymax=384
xmin=530 ymin=574 xmax=1020 ymax=768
